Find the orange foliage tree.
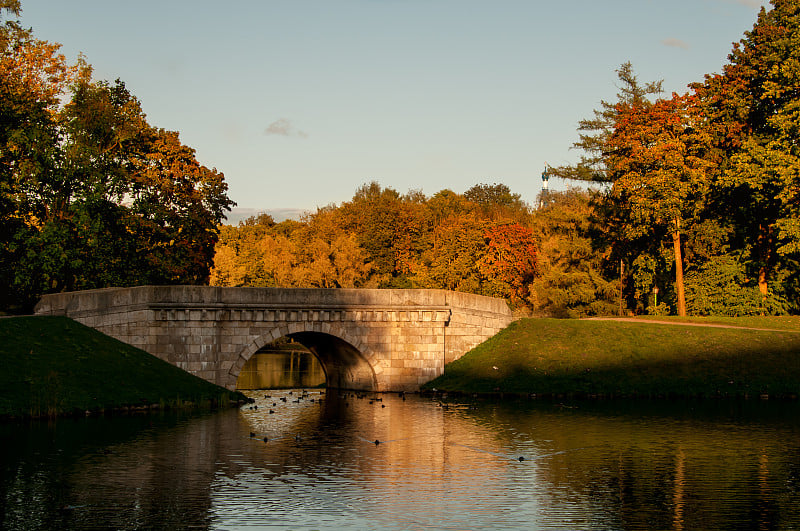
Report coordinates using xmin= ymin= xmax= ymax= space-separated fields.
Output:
xmin=478 ymin=223 xmax=537 ymax=305
xmin=605 ymin=93 xmax=715 ymax=316
xmin=1 ymin=7 xmax=233 ymax=310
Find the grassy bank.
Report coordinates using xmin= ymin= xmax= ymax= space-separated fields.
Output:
xmin=425 ymin=317 xmax=800 ymax=398
xmin=0 ymin=316 xmax=246 ymax=419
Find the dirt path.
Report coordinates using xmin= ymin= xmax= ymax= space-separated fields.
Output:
xmin=585 ymin=317 xmax=800 ymax=333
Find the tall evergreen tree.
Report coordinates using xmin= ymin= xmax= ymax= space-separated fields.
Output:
xmin=552 ymin=62 xmax=663 ymax=184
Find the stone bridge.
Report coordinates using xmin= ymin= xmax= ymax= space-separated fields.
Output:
xmin=34 ymin=286 xmax=513 ymax=392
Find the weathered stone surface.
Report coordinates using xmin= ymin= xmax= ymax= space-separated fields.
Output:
xmin=35 ymin=286 xmax=512 ymax=392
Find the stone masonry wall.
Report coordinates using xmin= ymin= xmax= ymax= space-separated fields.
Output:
xmin=35 ymin=286 xmax=512 ymax=391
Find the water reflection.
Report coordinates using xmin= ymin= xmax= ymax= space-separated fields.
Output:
xmin=2 ymin=396 xmax=800 ymax=529
xmin=236 ymin=347 xmax=326 ymax=390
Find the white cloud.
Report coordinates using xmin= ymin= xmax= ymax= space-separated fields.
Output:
xmin=713 ymin=0 xmax=764 ymax=8
xmin=662 ymin=38 xmax=690 ymax=50
xmin=264 ymin=118 xmax=308 ymax=139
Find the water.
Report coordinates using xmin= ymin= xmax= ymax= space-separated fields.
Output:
xmin=236 ymin=350 xmax=326 ymax=390
xmin=2 ymin=393 xmax=800 ymax=530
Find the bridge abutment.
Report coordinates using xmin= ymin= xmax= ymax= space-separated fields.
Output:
xmin=35 ymin=286 xmax=512 ymax=392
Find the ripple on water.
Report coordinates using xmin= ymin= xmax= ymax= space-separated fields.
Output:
xmin=4 ymin=392 xmax=800 ymax=530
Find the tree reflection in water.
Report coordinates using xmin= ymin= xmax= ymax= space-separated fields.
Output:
xmin=2 ymin=395 xmax=800 ymax=529
xmin=236 ymin=340 xmax=326 ymax=390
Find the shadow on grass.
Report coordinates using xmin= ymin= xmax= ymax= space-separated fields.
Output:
xmin=1 ymin=316 xmax=246 ymax=418
xmin=428 ymin=319 xmax=800 ymax=398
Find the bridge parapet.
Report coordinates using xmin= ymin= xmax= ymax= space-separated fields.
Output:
xmin=35 ymin=286 xmax=512 ymax=391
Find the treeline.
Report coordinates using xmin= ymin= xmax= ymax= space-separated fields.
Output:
xmin=0 ymin=2 xmax=233 ymax=312
xmin=551 ymin=0 xmax=800 ymax=316
xmin=5 ymin=0 xmax=800 ymax=317
xmin=216 ymin=0 xmax=800 ymax=317
xmin=212 ymin=183 xmax=616 ymax=316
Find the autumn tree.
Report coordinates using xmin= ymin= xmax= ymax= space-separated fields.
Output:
xmin=557 ymin=63 xmax=676 ymax=315
xmin=528 ymin=189 xmax=617 ymax=317
xmin=337 ymin=182 xmax=426 ymax=287
xmin=478 ymin=222 xmax=537 ymax=305
xmin=604 ymin=93 xmax=715 ymax=316
xmin=411 ymin=215 xmax=487 ymax=293
xmin=693 ymin=0 xmax=800 ymax=310
xmin=552 ymin=62 xmax=663 ymax=184
xmin=463 ymin=183 xmax=530 ymax=222
xmin=292 ymin=207 xmax=373 ymax=288
xmin=0 ymin=12 xmax=233 ymax=311
xmin=0 ymin=4 xmax=78 ymax=308
xmin=210 ymin=210 xmax=373 ymax=290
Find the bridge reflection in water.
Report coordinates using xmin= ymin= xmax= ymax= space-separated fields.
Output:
xmin=3 ymin=396 xmax=800 ymax=529
xmin=236 ymin=340 xmax=326 ymax=390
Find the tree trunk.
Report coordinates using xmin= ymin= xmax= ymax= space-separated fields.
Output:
xmin=672 ymin=221 xmax=686 ymax=317
xmin=757 ymin=223 xmax=771 ymax=301
xmin=758 ymin=268 xmax=768 ymax=297
xmin=619 ymin=259 xmax=625 ymax=316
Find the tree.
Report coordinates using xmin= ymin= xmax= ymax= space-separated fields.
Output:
xmin=0 ymin=19 xmax=234 ymax=310
xmin=604 ymin=93 xmax=715 ymax=316
xmin=0 ymin=10 xmax=78 ymax=308
xmin=528 ymin=189 xmax=617 ymax=317
xmin=552 ymin=62 xmax=663 ymax=184
xmin=693 ymin=0 xmax=800 ymax=306
xmin=556 ymin=63 xmax=672 ymax=315
xmin=337 ymin=182 xmax=426 ymax=287
xmin=463 ymin=183 xmax=530 ymax=222
xmin=478 ymin=222 xmax=537 ymax=305
xmin=412 ymin=216 xmax=487 ymax=293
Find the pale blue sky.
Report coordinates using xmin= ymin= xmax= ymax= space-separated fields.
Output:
xmin=20 ymin=0 xmax=768 ymax=213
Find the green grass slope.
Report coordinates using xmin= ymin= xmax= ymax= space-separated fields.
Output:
xmin=425 ymin=318 xmax=800 ymax=397
xmin=0 ymin=316 xmax=245 ymax=418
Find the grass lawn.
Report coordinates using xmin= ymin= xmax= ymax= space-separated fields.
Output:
xmin=425 ymin=317 xmax=800 ymax=397
xmin=0 ymin=316 xmax=245 ymax=418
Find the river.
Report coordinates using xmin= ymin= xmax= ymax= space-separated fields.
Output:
xmin=2 ymin=391 xmax=800 ymax=530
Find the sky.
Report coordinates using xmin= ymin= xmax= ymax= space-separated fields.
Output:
xmin=19 ymin=0 xmax=769 ymax=216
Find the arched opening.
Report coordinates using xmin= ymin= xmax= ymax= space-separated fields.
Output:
xmin=233 ymin=330 xmax=377 ymax=392
xmin=288 ymin=331 xmax=377 ymax=391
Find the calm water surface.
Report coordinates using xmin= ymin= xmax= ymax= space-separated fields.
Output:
xmin=2 ymin=392 xmax=800 ymax=530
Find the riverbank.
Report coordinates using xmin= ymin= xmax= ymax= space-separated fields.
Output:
xmin=423 ymin=317 xmax=800 ymax=398
xmin=0 ymin=316 xmax=246 ymax=419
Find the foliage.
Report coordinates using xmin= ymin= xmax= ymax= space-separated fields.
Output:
xmin=0 ymin=14 xmax=233 ymax=311
xmin=556 ymin=2 xmax=800 ymax=316
xmin=478 ymin=223 xmax=537 ymax=304
xmin=211 ymin=182 xmax=543 ymax=309
xmin=551 ymin=62 xmax=663 ymax=184
xmin=463 ymin=182 xmax=529 ymax=222
xmin=527 ymin=188 xmax=617 ymax=317
xmin=683 ymin=255 xmax=781 ymax=316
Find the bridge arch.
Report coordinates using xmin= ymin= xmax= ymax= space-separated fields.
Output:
xmin=228 ymin=322 xmax=380 ymax=391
